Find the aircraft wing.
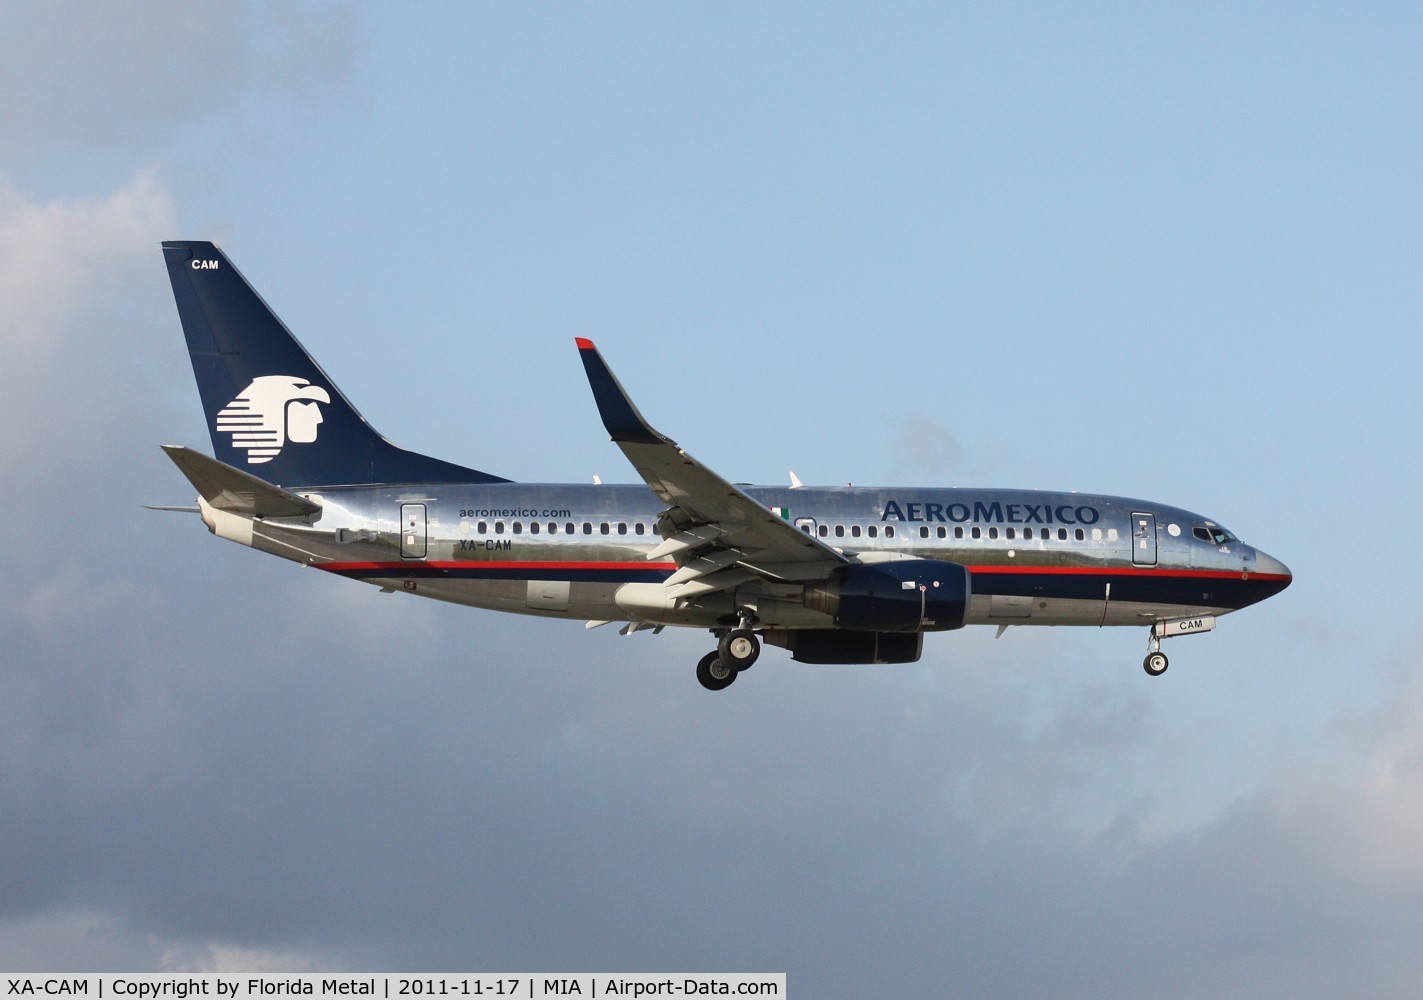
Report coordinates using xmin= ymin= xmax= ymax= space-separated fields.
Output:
xmin=576 ymin=339 xmax=848 ymax=599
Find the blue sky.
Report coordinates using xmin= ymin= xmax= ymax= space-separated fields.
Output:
xmin=1 ymin=2 xmax=1420 ymax=994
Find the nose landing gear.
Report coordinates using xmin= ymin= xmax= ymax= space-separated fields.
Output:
xmin=1142 ymin=615 xmax=1216 ymax=677
xmin=1143 ymin=632 xmax=1169 ymax=676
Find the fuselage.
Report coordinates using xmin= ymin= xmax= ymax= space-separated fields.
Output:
xmin=222 ymin=482 xmax=1292 ymax=631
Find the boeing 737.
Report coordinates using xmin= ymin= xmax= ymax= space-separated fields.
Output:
xmin=158 ymin=241 xmax=1292 ymax=690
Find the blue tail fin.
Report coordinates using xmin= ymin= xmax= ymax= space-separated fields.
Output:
xmin=162 ymin=241 xmax=509 ymax=487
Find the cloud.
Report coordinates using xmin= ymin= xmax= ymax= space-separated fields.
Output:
xmin=886 ymin=412 xmax=965 ymax=482
xmin=0 ymin=1 xmax=362 ymax=183
xmin=0 ymin=171 xmax=181 ymax=516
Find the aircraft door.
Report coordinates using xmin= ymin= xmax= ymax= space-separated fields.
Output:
xmin=1131 ymin=512 xmax=1157 ymax=567
xmin=794 ymin=517 xmax=818 ymax=536
xmin=401 ymin=503 xmax=427 ymax=559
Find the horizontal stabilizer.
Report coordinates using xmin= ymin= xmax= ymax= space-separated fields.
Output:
xmin=161 ymin=445 xmax=322 ymax=519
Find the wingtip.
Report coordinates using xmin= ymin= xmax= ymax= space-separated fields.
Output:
xmin=575 ymin=337 xmax=595 ymax=351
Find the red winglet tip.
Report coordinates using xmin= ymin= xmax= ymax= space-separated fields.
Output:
xmin=575 ymin=337 xmax=595 ymax=350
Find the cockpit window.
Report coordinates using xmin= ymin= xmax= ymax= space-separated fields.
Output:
xmin=1193 ymin=525 xmax=1237 ymax=545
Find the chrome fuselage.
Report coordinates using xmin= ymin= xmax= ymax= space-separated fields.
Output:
xmin=216 ymin=482 xmax=1292 ymax=631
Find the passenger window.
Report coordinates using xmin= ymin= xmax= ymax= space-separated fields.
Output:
xmin=513 ymin=522 xmax=523 ymax=535
xmin=954 ymin=526 xmax=964 ymax=539
xmin=920 ymin=526 xmax=930 ymax=539
xmin=583 ymin=522 xmax=592 ymax=535
xmin=530 ymin=522 xmax=540 ymax=535
xmin=1091 ymin=528 xmax=1102 ymax=541
xmin=937 ymin=526 xmax=947 ymax=539
xmin=617 ymin=523 xmax=627 ymax=535
xmin=835 ymin=525 xmax=845 ymax=538
xmin=988 ymin=527 xmax=999 ymax=540
xmin=477 ymin=521 xmax=487 ymax=534
xmin=885 ymin=526 xmax=894 ymax=538
xmin=600 ymin=523 xmax=610 ymax=535
xmin=971 ymin=527 xmax=981 ymax=540
xmin=818 ymin=524 xmax=828 ymax=537
xmin=1107 ymin=528 xmax=1118 ymax=541
xmin=566 ymin=522 xmax=575 ymax=535
xmin=495 ymin=521 xmax=505 ymax=534
xmin=1075 ymin=528 xmax=1085 ymax=541
xmin=867 ymin=525 xmax=878 ymax=538
xmin=1058 ymin=528 xmax=1067 ymax=541
xmin=851 ymin=525 xmax=861 ymax=538
xmin=1005 ymin=527 xmax=1015 ymax=540
xmin=635 ymin=523 xmax=645 ymax=535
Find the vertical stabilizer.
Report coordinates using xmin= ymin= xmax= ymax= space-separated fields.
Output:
xmin=162 ymin=241 xmax=508 ymax=487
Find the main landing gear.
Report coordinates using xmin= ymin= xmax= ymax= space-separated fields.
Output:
xmin=696 ymin=614 xmax=761 ymax=691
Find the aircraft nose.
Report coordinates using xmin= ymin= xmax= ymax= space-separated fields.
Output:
xmin=1254 ymin=549 xmax=1293 ymax=589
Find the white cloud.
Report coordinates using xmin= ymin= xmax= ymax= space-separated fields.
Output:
xmin=0 ymin=2 xmax=362 ymax=178
xmin=0 ymin=170 xmax=182 ymax=564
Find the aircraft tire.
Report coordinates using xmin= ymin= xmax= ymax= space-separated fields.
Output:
xmin=719 ymin=629 xmax=760 ymax=671
xmin=696 ymin=651 xmax=737 ymax=691
xmin=1143 ymin=651 xmax=1169 ymax=676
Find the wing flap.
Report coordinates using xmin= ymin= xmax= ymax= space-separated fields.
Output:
xmin=646 ymin=524 xmax=725 ymax=561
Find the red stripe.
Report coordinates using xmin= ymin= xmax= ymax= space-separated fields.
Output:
xmin=319 ymin=559 xmax=677 ymax=573
xmin=575 ymin=337 xmax=595 ymax=350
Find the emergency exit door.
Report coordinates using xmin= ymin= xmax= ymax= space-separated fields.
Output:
xmin=401 ymin=503 xmax=427 ymax=559
xmin=1131 ymin=511 xmax=1157 ymax=566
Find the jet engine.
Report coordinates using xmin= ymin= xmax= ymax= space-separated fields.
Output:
xmin=803 ymin=559 xmax=970 ymax=632
xmin=765 ymin=628 xmax=925 ymax=664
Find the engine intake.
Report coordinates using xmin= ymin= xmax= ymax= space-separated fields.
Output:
xmin=804 ymin=559 xmax=970 ymax=632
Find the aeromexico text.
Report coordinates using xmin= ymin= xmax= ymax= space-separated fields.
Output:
xmin=881 ymin=499 xmax=1101 ymax=525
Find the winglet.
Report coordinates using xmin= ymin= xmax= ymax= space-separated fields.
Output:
xmin=575 ymin=338 xmax=663 ymax=445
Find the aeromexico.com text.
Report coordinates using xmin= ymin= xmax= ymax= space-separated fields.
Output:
xmin=881 ymin=499 xmax=1101 ymax=525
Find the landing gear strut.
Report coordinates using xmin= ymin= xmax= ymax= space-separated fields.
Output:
xmin=1140 ymin=615 xmax=1214 ymax=677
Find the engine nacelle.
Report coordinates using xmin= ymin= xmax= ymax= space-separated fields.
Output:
xmin=765 ymin=629 xmax=924 ymax=664
xmin=804 ymin=559 xmax=970 ymax=632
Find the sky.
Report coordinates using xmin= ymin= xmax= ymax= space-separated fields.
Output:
xmin=1 ymin=1 xmax=1420 ymax=993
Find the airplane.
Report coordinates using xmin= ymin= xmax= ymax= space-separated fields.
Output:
xmin=157 ymin=240 xmax=1292 ymax=690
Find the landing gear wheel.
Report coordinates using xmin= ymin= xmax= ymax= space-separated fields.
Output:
xmin=1143 ymin=651 xmax=1169 ymax=676
xmin=718 ymin=629 xmax=760 ymax=671
xmin=696 ymin=651 xmax=737 ymax=691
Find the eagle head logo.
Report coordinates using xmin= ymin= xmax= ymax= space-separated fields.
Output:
xmin=215 ymin=376 xmax=332 ymax=464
